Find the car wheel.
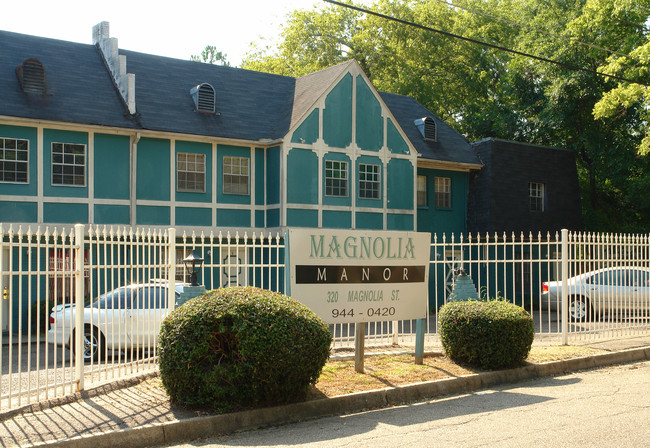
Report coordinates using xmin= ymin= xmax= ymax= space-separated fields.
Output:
xmin=72 ymin=325 xmax=105 ymax=363
xmin=569 ymin=296 xmax=592 ymax=322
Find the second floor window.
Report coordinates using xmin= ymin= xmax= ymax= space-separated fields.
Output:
xmin=435 ymin=176 xmax=451 ymax=208
xmin=325 ymin=160 xmax=348 ymax=197
xmin=177 ymin=153 xmax=205 ymax=193
xmin=417 ymin=175 xmax=427 ymax=207
xmin=529 ymin=182 xmax=544 ymax=212
xmin=358 ymin=163 xmax=380 ymax=199
xmin=223 ymin=156 xmax=249 ymax=195
xmin=52 ymin=143 xmax=85 ymax=186
xmin=0 ymin=137 xmax=29 ymax=183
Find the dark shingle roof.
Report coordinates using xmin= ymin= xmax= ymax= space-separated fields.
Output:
xmin=0 ymin=30 xmax=136 ymax=129
xmin=121 ymin=50 xmax=295 ymax=141
xmin=0 ymin=29 xmax=481 ymax=168
xmin=380 ymin=92 xmax=481 ymax=167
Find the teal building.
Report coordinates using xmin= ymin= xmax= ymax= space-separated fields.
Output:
xmin=0 ymin=22 xmax=482 ymax=236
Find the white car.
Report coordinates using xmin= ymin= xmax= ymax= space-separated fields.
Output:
xmin=541 ymin=267 xmax=650 ymax=322
xmin=48 ymin=283 xmax=186 ymax=362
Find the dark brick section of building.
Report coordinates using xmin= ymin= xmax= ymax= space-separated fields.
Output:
xmin=468 ymin=138 xmax=583 ymax=234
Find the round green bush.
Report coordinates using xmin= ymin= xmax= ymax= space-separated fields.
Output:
xmin=438 ymin=300 xmax=534 ymax=370
xmin=159 ymin=286 xmax=332 ymax=410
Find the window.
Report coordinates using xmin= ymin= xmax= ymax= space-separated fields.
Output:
xmin=325 ymin=160 xmax=348 ymax=197
xmin=529 ymin=182 xmax=544 ymax=212
xmin=223 ymin=156 xmax=249 ymax=195
xmin=417 ymin=175 xmax=427 ymax=207
xmin=177 ymin=152 xmax=205 ymax=193
xmin=52 ymin=143 xmax=85 ymax=186
xmin=358 ymin=163 xmax=380 ymax=199
xmin=0 ymin=137 xmax=29 ymax=183
xmin=435 ymin=177 xmax=451 ymax=208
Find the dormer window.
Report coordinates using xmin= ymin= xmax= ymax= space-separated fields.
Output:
xmin=16 ymin=58 xmax=46 ymax=95
xmin=414 ymin=116 xmax=437 ymax=142
xmin=190 ymin=83 xmax=216 ymax=114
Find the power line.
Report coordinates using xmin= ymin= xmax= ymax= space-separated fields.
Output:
xmin=431 ymin=0 xmax=637 ymax=62
xmin=322 ymin=0 xmax=649 ymax=87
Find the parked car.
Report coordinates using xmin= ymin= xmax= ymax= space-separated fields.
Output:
xmin=48 ymin=282 xmax=186 ymax=362
xmin=541 ymin=267 xmax=650 ymax=322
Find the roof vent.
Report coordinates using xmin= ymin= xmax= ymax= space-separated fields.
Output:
xmin=190 ymin=83 xmax=216 ymax=114
xmin=414 ymin=116 xmax=437 ymax=142
xmin=16 ymin=58 xmax=46 ymax=94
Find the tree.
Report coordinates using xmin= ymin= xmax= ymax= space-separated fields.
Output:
xmin=241 ymin=0 xmax=650 ymax=231
xmin=508 ymin=0 xmax=650 ymax=230
xmin=191 ymin=45 xmax=231 ymax=66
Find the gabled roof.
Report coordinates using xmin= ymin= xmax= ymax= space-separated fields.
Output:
xmin=290 ymin=60 xmax=355 ymax=130
xmin=0 ymin=30 xmax=137 ymax=129
xmin=120 ymin=49 xmax=295 ymax=141
xmin=0 ymin=27 xmax=481 ymax=169
xmin=380 ymin=92 xmax=481 ymax=168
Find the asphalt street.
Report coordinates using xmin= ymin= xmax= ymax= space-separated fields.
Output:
xmin=163 ymin=360 xmax=650 ymax=448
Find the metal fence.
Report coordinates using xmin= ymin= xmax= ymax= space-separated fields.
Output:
xmin=0 ymin=224 xmax=284 ymax=411
xmin=1 ymin=225 xmax=649 ymax=411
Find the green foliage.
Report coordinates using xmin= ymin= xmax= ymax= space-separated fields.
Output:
xmin=158 ymin=286 xmax=332 ymax=411
xmin=191 ymin=45 xmax=230 ymax=66
xmin=438 ymin=300 xmax=534 ymax=370
xmin=242 ymin=0 xmax=650 ymax=231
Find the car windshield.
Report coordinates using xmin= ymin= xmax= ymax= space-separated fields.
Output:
xmin=91 ymin=285 xmax=170 ymax=309
xmin=91 ymin=287 xmax=134 ymax=309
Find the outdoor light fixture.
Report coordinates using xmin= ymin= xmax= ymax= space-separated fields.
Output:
xmin=182 ymin=249 xmax=204 ymax=286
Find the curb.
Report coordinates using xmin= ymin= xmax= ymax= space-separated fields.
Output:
xmin=35 ymin=346 xmax=650 ymax=448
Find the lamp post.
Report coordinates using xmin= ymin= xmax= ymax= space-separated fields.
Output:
xmin=177 ymin=249 xmax=207 ymax=307
xmin=182 ymin=249 xmax=204 ymax=286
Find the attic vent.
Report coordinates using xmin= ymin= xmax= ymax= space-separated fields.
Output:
xmin=16 ymin=58 xmax=46 ymax=94
xmin=414 ymin=116 xmax=437 ymax=142
xmin=191 ymin=83 xmax=216 ymax=114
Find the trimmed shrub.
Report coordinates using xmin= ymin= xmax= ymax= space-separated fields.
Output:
xmin=438 ymin=300 xmax=534 ymax=370
xmin=158 ymin=286 xmax=332 ymax=410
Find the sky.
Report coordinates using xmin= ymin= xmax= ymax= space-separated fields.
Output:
xmin=0 ymin=0 xmax=327 ymax=66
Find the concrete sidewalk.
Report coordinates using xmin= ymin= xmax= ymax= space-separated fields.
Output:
xmin=1 ymin=336 xmax=649 ymax=448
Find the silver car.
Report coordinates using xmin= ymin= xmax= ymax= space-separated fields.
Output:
xmin=542 ymin=267 xmax=650 ymax=322
xmin=48 ymin=282 xmax=185 ymax=362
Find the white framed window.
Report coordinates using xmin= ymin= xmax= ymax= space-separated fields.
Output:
xmin=0 ymin=137 xmax=29 ymax=183
xmin=325 ymin=160 xmax=348 ymax=197
xmin=52 ymin=142 xmax=86 ymax=186
xmin=435 ymin=176 xmax=451 ymax=208
xmin=358 ymin=163 xmax=380 ymax=199
xmin=177 ymin=152 xmax=206 ymax=193
xmin=417 ymin=175 xmax=427 ymax=207
xmin=529 ymin=182 xmax=544 ymax=212
xmin=223 ymin=156 xmax=249 ymax=195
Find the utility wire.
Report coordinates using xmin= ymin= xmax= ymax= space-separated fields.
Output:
xmin=323 ymin=0 xmax=649 ymax=87
xmin=431 ymin=0 xmax=637 ymax=62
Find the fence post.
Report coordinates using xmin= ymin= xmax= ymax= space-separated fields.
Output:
xmin=168 ymin=228 xmax=176 ymax=312
xmin=561 ymin=228 xmax=568 ymax=345
xmin=74 ymin=224 xmax=85 ymax=391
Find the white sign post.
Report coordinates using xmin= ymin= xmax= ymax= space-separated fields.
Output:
xmin=287 ymin=229 xmax=430 ymax=370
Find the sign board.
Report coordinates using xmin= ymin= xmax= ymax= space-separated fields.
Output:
xmin=288 ymin=229 xmax=430 ymax=324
